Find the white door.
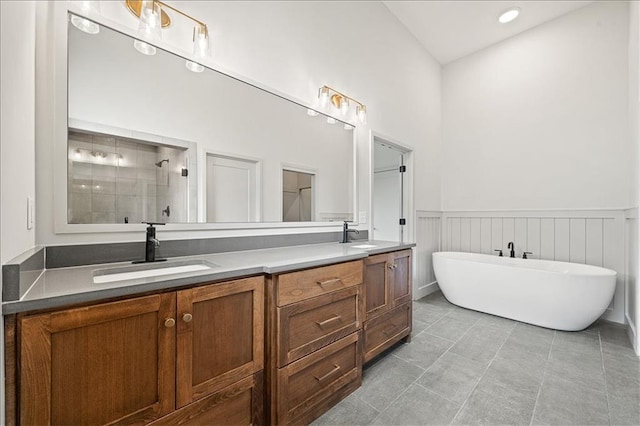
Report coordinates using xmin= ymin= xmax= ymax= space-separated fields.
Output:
xmin=206 ymin=154 xmax=258 ymax=222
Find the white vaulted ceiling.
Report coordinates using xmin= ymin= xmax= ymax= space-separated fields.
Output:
xmin=383 ymin=1 xmax=594 ymax=64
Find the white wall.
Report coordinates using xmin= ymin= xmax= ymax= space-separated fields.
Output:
xmin=442 ymin=2 xmax=629 ymax=211
xmin=35 ymin=1 xmax=442 ymax=244
xmin=1 ymin=1 xmax=38 ymax=421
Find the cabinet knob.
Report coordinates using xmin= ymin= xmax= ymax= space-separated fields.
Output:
xmin=182 ymin=313 xmax=193 ymax=323
xmin=387 ymin=263 xmax=397 ymax=270
xmin=164 ymin=318 xmax=176 ymax=328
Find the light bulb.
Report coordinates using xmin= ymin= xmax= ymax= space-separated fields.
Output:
xmin=134 ymin=39 xmax=156 ymax=55
xmin=340 ymin=97 xmax=349 ymax=115
xmin=185 ymin=61 xmax=204 ymax=73
xmin=70 ymin=15 xmax=100 ymax=34
xmin=498 ymin=7 xmax=520 ymax=24
xmin=319 ymin=87 xmax=330 ymax=107
xmin=356 ymin=105 xmax=367 ymax=124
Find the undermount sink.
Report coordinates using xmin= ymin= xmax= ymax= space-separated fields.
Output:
xmin=93 ymin=259 xmax=219 ymax=284
xmin=350 ymin=244 xmax=378 ymax=249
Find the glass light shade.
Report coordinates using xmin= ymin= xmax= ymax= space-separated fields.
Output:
xmin=356 ymin=105 xmax=367 ymax=124
xmin=340 ymin=97 xmax=349 ymax=115
xmin=134 ymin=39 xmax=156 ymax=55
xmin=319 ymin=87 xmax=330 ymax=107
xmin=193 ymin=25 xmax=210 ymax=60
xmin=185 ymin=60 xmax=204 ymax=73
xmin=138 ymin=0 xmax=162 ymax=41
xmin=326 ymin=117 xmax=336 ymax=124
xmin=307 ymin=109 xmax=319 ymax=117
xmin=70 ymin=15 xmax=100 ymax=34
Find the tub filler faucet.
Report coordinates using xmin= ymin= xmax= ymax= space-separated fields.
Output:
xmin=507 ymin=242 xmax=515 ymax=258
xmin=341 ymin=221 xmax=359 ymax=243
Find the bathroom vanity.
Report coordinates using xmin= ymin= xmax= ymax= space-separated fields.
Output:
xmin=3 ymin=243 xmax=413 ymax=425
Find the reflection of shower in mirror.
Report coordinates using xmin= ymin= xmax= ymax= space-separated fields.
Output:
xmin=155 ymin=159 xmax=169 ymax=168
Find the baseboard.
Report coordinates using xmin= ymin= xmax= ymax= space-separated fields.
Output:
xmin=626 ymin=313 xmax=639 ymax=356
xmin=414 ymin=281 xmax=439 ymax=300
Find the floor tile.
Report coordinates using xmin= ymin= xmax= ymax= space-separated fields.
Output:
xmin=393 ymin=332 xmax=454 ymax=370
xmin=373 ymin=384 xmax=460 ymax=426
xmin=449 ymin=322 xmax=511 ymax=366
xmin=609 ymin=393 xmax=640 ymax=425
xmin=446 ymin=306 xmax=484 ymax=322
xmin=479 ymin=356 xmax=544 ymax=398
xmin=411 ymin=318 xmax=433 ymax=336
xmin=311 ymin=393 xmax=379 ymax=426
xmin=553 ymin=330 xmax=601 ymax=354
xmin=356 ymin=354 xmax=424 ymax=411
xmin=412 ymin=303 xmax=451 ymax=326
xmin=546 ymin=347 xmax=605 ymax=391
xmin=452 ymin=386 xmax=534 ymax=425
xmin=532 ymin=373 xmax=609 ymax=425
xmin=475 ymin=314 xmax=518 ymax=331
xmin=417 ymin=351 xmax=485 ymax=404
xmin=416 ymin=291 xmax=454 ymax=309
xmin=599 ymin=321 xmax=633 ymax=349
xmin=425 ymin=315 xmax=478 ymax=342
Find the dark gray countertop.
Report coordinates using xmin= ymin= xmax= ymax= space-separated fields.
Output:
xmin=2 ymin=240 xmax=415 ymax=314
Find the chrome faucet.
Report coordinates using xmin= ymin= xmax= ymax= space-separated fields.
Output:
xmin=133 ymin=222 xmax=166 ymax=263
xmin=341 ymin=221 xmax=359 ymax=243
xmin=507 ymin=242 xmax=515 ymax=258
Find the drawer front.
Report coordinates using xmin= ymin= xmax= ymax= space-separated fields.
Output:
xmin=277 ymin=261 xmax=363 ymax=306
xmin=363 ymin=303 xmax=411 ymax=363
xmin=150 ymin=372 xmax=263 ymax=426
xmin=278 ymin=286 xmax=361 ymax=367
xmin=277 ymin=332 xmax=362 ymax=425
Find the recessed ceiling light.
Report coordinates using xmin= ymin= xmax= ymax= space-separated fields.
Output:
xmin=498 ymin=7 xmax=520 ymax=24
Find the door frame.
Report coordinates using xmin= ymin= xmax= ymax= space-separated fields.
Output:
xmin=369 ymin=131 xmax=414 ymax=245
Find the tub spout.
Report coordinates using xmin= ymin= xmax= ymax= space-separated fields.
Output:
xmin=507 ymin=242 xmax=515 ymax=258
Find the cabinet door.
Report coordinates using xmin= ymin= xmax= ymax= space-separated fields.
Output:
xmin=176 ymin=276 xmax=264 ymax=408
xmin=20 ymin=293 xmax=176 ymax=426
xmin=390 ymin=250 xmax=412 ymax=307
xmin=363 ymin=253 xmax=390 ymax=320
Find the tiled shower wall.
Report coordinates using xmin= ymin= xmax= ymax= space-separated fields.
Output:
xmin=68 ymin=131 xmax=187 ymax=224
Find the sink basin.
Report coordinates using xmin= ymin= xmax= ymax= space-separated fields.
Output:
xmin=93 ymin=259 xmax=219 ymax=284
xmin=351 ymin=244 xmax=378 ymax=249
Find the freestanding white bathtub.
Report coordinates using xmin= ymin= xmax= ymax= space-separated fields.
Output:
xmin=432 ymin=252 xmax=617 ymax=331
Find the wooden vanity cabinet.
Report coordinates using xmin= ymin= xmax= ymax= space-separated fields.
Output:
xmin=15 ymin=276 xmax=264 ymax=426
xmin=267 ymin=260 xmax=364 ymax=425
xmin=362 ymin=249 xmax=413 ymax=363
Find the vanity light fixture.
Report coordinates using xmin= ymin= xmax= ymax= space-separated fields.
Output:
xmin=498 ymin=7 xmax=520 ymax=24
xmin=70 ymin=1 xmax=101 ymax=34
xmin=317 ymin=85 xmax=367 ymax=124
xmin=126 ymin=0 xmax=210 ymax=71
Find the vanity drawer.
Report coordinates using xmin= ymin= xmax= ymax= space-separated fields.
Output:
xmin=363 ymin=303 xmax=411 ymax=363
xmin=277 ymin=286 xmax=362 ymax=367
xmin=277 ymin=260 xmax=363 ymax=306
xmin=277 ymin=332 xmax=361 ymax=425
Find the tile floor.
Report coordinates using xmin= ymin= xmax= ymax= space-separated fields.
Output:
xmin=313 ymin=291 xmax=640 ymax=426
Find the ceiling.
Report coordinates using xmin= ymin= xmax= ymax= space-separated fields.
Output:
xmin=383 ymin=1 xmax=594 ymax=64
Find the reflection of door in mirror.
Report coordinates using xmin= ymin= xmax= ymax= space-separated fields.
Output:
xmin=282 ymin=170 xmax=315 ymax=222
xmin=206 ymin=154 xmax=259 ymax=222
xmin=67 ymin=130 xmax=189 ymax=224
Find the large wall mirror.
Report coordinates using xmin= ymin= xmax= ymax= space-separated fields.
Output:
xmin=66 ymin=13 xmax=355 ymax=226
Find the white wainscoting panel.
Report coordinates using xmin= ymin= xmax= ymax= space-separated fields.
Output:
xmin=442 ymin=210 xmax=626 ymax=324
xmin=624 ymin=208 xmax=638 ymax=354
xmin=415 ymin=211 xmax=441 ymax=299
